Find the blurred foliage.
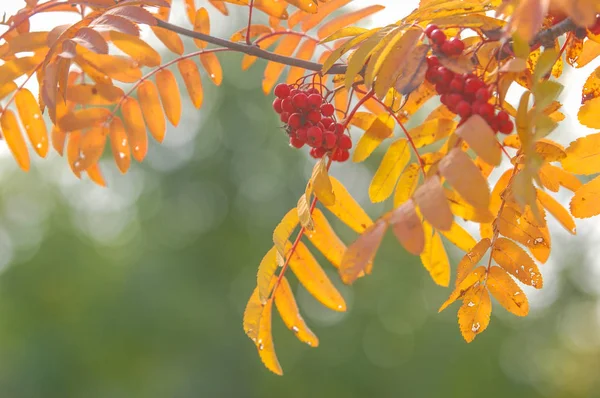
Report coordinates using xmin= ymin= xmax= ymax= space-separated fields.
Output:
xmin=0 ymin=39 xmax=598 ymax=398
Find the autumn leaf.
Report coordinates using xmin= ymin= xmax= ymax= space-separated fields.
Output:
xmin=570 ymin=175 xmax=600 ymax=219
xmin=440 ymin=265 xmax=486 ymax=312
xmin=492 ymin=238 xmax=543 ymax=289
xmin=274 ymin=277 xmax=319 ymax=347
xmin=305 ymin=208 xmax=346 ymax=270
xmin=393 ymin=163 xmax=420 ymax=208
xmin=561 ymin=132 xmax=600 ymax=175
xmin=420 ymin=222 xmax=450 ymax=287
xmin=369 ymin=138 xmax=410 ymax=203
xmin=340 ymin=220 xmax=387 ymax=284
xmin=458 ymin=285 xmax=491 ymax=343
xmin=325 ymin=177 xmax=373 ymax=234
xmin=456 ymin=115 xmax=501 ymax=166
xmin=413 ymin=176 xmax=453 ymax=231
xmin=388 ymin=200 xmax=425 ymax=255
xmin=439 ymin=148 xmax=491 ymax=210
xmin=486 ymin=266 xmax=529 ymax=317
xmin=455 ymin=239 xmax=491 ymax=287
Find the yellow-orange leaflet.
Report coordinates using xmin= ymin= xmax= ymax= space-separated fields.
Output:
xmin=305 ymin=208 xmax=346 ymax=269
xmin=410 ymin=118 xmax=456 ymax=148
xmin=66 ymin=84 xmax=124 ymax=105
xmin=262 ymin=34 xmax=302 ymax=94
xmin=109 ymin=116 xmax=131 ymax=174
xmin=15 ymin=88 xmax=48 ymax=158
xmin=0 ymin=109 xmax=30 ymax=171
xmin=151 ymin=26 xmax=184 ymax=55
xmin=420 ymin=222 xmax=450 ymax=287
xmin=537 ymin=189 xmax=576 ymax=234
xmin=369 ymin=138 xmax=410 ymax=203
xmin=178 ymin=58 xmax=204 ymax=109
xmin=67 ymin=131 xmax=82 ymax=178
xmin=284 ymin=0 xmax=318 ymax=14
xmin=317 ymin=5 xmax=384 ymax=39
xmin=137 ymin=80 xmax=166 ymax=143
xmin=492 ymin=237 xmax=542 ymax=289
xmin=256 ymin=299 xmax=282 ymax=375
xmin=458 ymin=284 xmax=491 ymax=343
xmin=570 ymin=175 xmax=600 ymax=219
xmin=297 ymin=194 xmax=314 ymax=230
xmin=393 ymin=163 xmax=420 ymax=208
xmin=307 ymin=158 xmax=335 ymax=206
xmin=340 ymin=220 xmax=386 ymax=284
xmin=300 ymin=0 xmax=352 ymax=31
xmin=57 ymin=108 xmax=111 ymax=132
xmin=353 ymin=114 xmax=394 ymax=162
xmin=439 ymin=265 xmax=486 ymax=312
xmin=413 ymin=176 xmax=453 ymax=231
xmin=155 ymin=69 xmax=181 ymax=127
xmin=439 ymin=148 xmax=490 ymax=210
xmin=325 ymin=177 xmax=373 ymax=234
xmin=199 ymin=52 xmax=223 ymax=86
xmin=243 ymin=287 xmax=263 ymax=343
xmin=274 ymin=277 xmax=319 ymax=347
xmin=439 ymin=221 xmax=476 ymax=252
xmin=193 ymin=8 xmax=210 ymax=49
xmin=561 ymin=132 xmax=600 ymax=175
xmin=121 ymin=97 xmax=148 ymax=162
xmin=86 ymin=163 xmax=106 ymax=187
xmin=76 ymin=125 xmax=108 ymax=172
xmin=289 ymin=241 xmax=346 ymax=312
xmin=109 ymin=31 xmax=161 ymax=67
xmin=272 ymin=208 xmax=299 ymax=256
xmin=257 ymin=247 xmax=278 ymax=303
xmin=487 ymin=266 xmax=529 ymax=317
xmin=456 ymin=115 xmax=501 ymax=166
xmin=389 ymin=199 xmax=425 ymax=255
xmin=455 ymin=238 xmax=490 ymax=286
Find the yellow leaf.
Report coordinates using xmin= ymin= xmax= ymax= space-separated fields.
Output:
xmin=297 ymin=194 xmax=314 ymax=231
xmin=256 ymin=299 xmax=283 ymax=375
xmin=561 ymin=132 xmax=600 ymax=175
xmin=492 ymin=237 xmax=542 ymax=289
xmin=439 ymin=265 xmax=486 ymax=312
xmin=243 ymin=287 xmax=263 ymax=343
xmin=325 ymin=177 xmax=373 ymax=234
xmin=274 ymin=277 xmax=319 ymax=347
xmin=254 ymin=0 xmax=288 ymax=19
xmin=446 ymin=188 xmax=494 ymax=223
xmin=420 ymin=222 xmax=450 ymax=286
xmin=155 ymin=69 xmax=182 ymax=126
xmin=289 ymin=242 xmax=346 ymax=312
xmin=305 ymin=208 xmax=346 ymax=269
xmin=369 ymin=138 xmax=410 ymax=203
xmin=300 ymin=0 xmax=352 ymax=31
xmin=340 ymin=220 xmax=387 ymax=284
xmin=487 ymin=266 xmax=529 ymax=317
xmin=393 ymin=163 xmax=420 ymax=208
xmin=321 ymin=28 xmax=380 ymax=74
xmin=537 ymin=189 xmax=576 ymax=234
xmin=193 ymin=7 xmax=210 ymax=49
xmin=319 ymin=27 xmax=368 ymax=44
xmin=414 ymin=175 xmax=453 ymax=231
xmin=109 ymin=116 xmax=131 ymax=174
xmin=458 ymin=285 xmax=491 ymax=343
xmin=178 ymin=58 xmax=204 ymax=109
xmin=307 ymin=158 xmax=335 ymax=206
xmin=440 ymin=221 xmax=476 ymax=253
xmin=456 ymin=115 xmax=501 ymax=166
xmin=410 ymin=118 xmax=457 ymax=148
xmin=15 ymin=88 xmax=48 ymax=158
xmin=388 ymin=199 xmax=425 ymax=255
xmin=578 ymin=97 xmax=600 ymax=128
xmin=199 ymin=52 xmax=223 ymax=86
xmin=0 ymin=109 xmax=30 ymax=171
xmin=121 ymin=97 xmax=148 ymax=162
xmin=262 ymin=35 xmax=303 ymax=94
xmin=317 ymin=5 xmax=384 ymax=40
xmin=439 ymin=148 xmax=491 ymax=211
xmin=138 ymin=80 xmax=166 ymax=143
xmin=257 ymin=247 xmax=278 ymax=303
xmin=345 ymin=33 xmax=383 ymax=90
xmin=273 ymin=208 xmax=300 ymax=256
xmin=497 ymin=207 xmax=549 ymax=258
xmin=353 ymin=114 xmax=394 ymax=162
xmin=570 ymin=175 xmax=600 ymax=219
xmin=456 ymin=239 xmax=491 ymax=287
xmin=57 ymin=108 xmax=111 ymax=132
xmin=109 ymin=31 xmax=161 ymax=67
xmin=544 ymin=164 xmax=582 ymax=191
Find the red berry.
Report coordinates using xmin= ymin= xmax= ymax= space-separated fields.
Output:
xmin=430 ymin=29 xmax=447 ymax=45
xmin=478 ymin=103 xmax=495 ymax=119
xmin=464 ymin=78 xmax=484 ymax=95
xmin=498 ymin=120 xmax=514 ymax=134
xmin=290 ymin=136 xmax=304 ymax=148
xmin=471 ymin=101 xmax=482 ymax=115
xmin=296 ymin=128 xmax=308 ymax=142
xmin=435 ymin=82 xmax=450 ymax=94
xmin=450 ymin=77 xmax=464 ymax=93
xmin=332 ymin=123 xmax=345 ymax=135
xmin=307 ymin=126 xmax=323 ymax=147
xmin=282 ymin=98 xmax=294 ymax=113
xmin=274 ymin=83 xmax=291 ymax=99
xmin=337 ymin=134 xmax=352 ymax=150
xmin=447 ymin=93 xmax=463 ymax=108
xmin=308 ymin=94 xmax=323 ymax=108
xmin=292 ymin=93 xmax=309 ymax=109
xmin=310 ymin=147 xmax=326 ymax=158
xmin=273 ymin=98 xmax=283 ymax=114
xmin=440 ymin=94 xmax=449 ymax=106
xmin=441 ymin=41 xmax=455 ymax=56
xmin=290 ymin=89 xmax=300 ymax=97
xmin=307 ymin=88 xmax=320 ymax=95
xmin=496 ymin=110 xmax=510 ymax=123
xmin=448 ymin=37 xmax=465 ymax=55
xmin=425 ymin=68 xmax=439 ymax=83
xmin=456 ymin=101 xmax=472 ymax=118
xmin=323 ymin=132 xmax=337 ymax=149
xmin=321 ymin=117 xmax=334 ymax=129
xmin=307 ymin=110 xmax=321 ymax=124
xmin=427 ymin=55 xmax=440 ymax=68
xmin=475 ymin=87 xmax=491 ymax=102
xmin=424 ymin=24 xmax=439 ymax=37
xmin=280 ymin=112 xmax=290 ymax=123
xmin=436 ymin=66 xmax=454 ymax=83
xmin=337 ymin=149 xmax=350 ymax=162
xmin=288 ymin=113 xmax=302 ymax=129
xmin=321 ymin=103 xmax=335 ymax=116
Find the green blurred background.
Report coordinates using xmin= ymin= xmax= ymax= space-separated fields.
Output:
xmin=1 ymin=1 xmax=600 ymax=397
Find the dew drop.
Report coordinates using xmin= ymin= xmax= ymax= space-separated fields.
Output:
xmin=119 ymin=152 xmax=126 ymax=159
xmin=292 ymin=326 xmax=299 ymax=333
xmin=467 ymin=301 xmax=475 ymax=307
xmin=258 ymin=343 xmax=264 ymax=351
xmin=33 ymin=114 xmax=40 ymax=120
xmin=36 ymin=143 xmax=42 ymax=149
xmin=210 ymin=73 xmax=215 ymax=78
xmin=134 ymin=145 xmax=140 ymax=151
xmin=471 ymin=322 xmax=480 ymax=333
xmin=338 ymin=304 xmax=343 ymax=310
xmin=306 ymin=341 xmax=312 ymax=346
xmin=121 ymin=139 xmax=127 ymax=146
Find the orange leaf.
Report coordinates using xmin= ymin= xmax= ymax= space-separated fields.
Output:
xmin=155 ymin=69 xmax=181 ymax=127
xmin=86 ymin=163 xmax=107 ymax=187
xmin=151 ymin=26 xmax=184 ymax=55
xmin=67 ymin=131 xmax=82 ymax=178
xmin=439 ymin=148 xmax=491 ymax=210
xmin=15 ymin=88 xmax=49 ymax=158
xmin=138 ymin=80 xmax=166 ymax=143
xmin=209 ymin=0 xmax=229 ymax=15
xmin=413 ymin=175 xmax=453 ymax=231
xmin=273 ymin=208 xmax=300 ymax=256
xmin=121 ymin=97 xmax=148 ymax=162
xmin=324 ymin=177 xmax=373 ymax=234
xmin=178 ymin=58 xmax=204 ymax=109
xmin=57 ymin=108 xmax=111 ymax=132
xmin=184 ymin=0 xmax=196 ymax=24
xmin=487 ymin=266 xmax=529 ymax=317
xmin=456 ymin=238 xmax=491 ymax=286
xmin=340 ymin=220 xmax=387 ymax=284
xmin=1 ymin=109 xmax=30 ymax=171
xmin=458 ymin=285 xmax=491 ymax=343
xmin=317 ymin=5 xmax=384 ymax=39
xmin=243 ymin=286 xmax=263 ymax=343
xmin=254 ymin=0 xmax=289 ymax=19
xmin=257 ymin=247 xmax=279 ymax=303
xmin=285 ymin=0 xmax=318 ymax=14
xmin=420 ymin=222 xmax=450 ymax=286
xmin=76 ymin=47 xmax=142 ymax=83
xmin=439 ymin=265 xmax=486 ymax=312
xmin=388 ymin=199 xmax=425 ymax=255
xmin=492 ymin=237 xmax=542 ymax=289
xmin=439 ymin=221 xmax=476 ymax=252
xmin=230 ymin=25 xmax=272 ymax=42
xmin=52 ymin=126 xmax=68 ymax=156
xmin=446 ymin=188 xmax=494 ymax=223
xmin=66 ymin=84 xmax=124 ymax=105
xmin=109 ymin=31 xmax=161 ymax=67
xmin=274 ymin=277 xmax=319 ymax=347
xmin=353 ymin=113 xmax=395 ymax=162
xmin=290 ymin=242 xmax=346 ymax=311
xmin=299 ymin=0 xmax=352 ymax=31
xmin=199 ymin=52 xmax=223 ymax=86
xmin=456 ymin=115 xmax=501 ymax=166
xmin=561 ymin=132 xmax=600 ymax=175
xmin=109 ymin=116 xmax=131 ymax=174
xmin=537 ymin=189 xmax=576 ymax=234
xmin=570 ymin=175 xmax=600 ymax=219
xmin=76 ymin=125 xmax=108 ymax=172
xmin=193 ymin=7 xmax=210 ymax=49
xmin=305 ymin=208 xmax=346 ymax=269
xmin=369 ymin=138 xmax=410 ymax=203
xmin=262 ymin=35 xmax=303 ymax=94
xmin=256 ymin=299 xmax=283 ymax=375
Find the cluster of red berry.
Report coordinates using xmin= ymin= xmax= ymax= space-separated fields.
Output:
xmin=272 ymin=83 xmax=352 ymax=161
xmin=423 ymin=24 xmax=514 ymax=135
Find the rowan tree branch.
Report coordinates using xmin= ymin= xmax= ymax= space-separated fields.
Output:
xmin=156 ymin=19 xmax=348 ymax=75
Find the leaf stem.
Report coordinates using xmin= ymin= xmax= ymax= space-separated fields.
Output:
xmin=245 ymin=0 xmax=254 ymax=45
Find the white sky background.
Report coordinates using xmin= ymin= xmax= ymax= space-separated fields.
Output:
xmin=0 ymin=0 xmax=599 ymax=300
